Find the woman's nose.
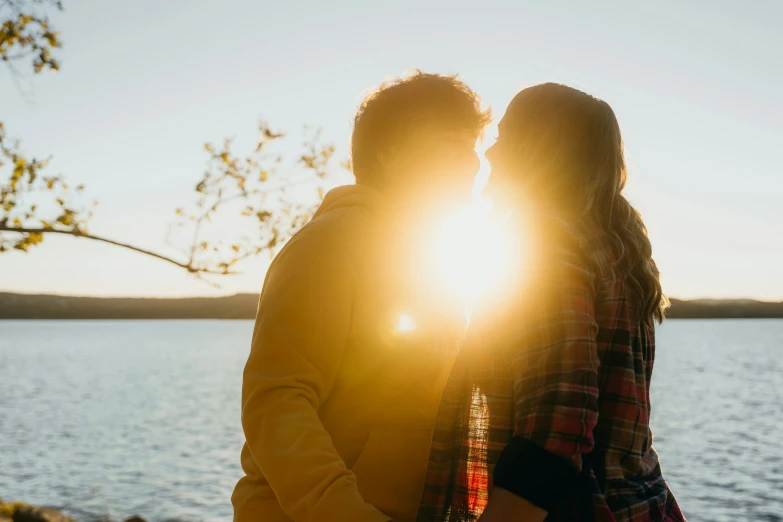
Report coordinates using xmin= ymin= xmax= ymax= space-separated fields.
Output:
xmin=485 ymin=142 xmax=497 ymax=163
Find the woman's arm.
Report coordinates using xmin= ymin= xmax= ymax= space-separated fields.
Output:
xmin=486 ymin=238 xmax=601 ymax=516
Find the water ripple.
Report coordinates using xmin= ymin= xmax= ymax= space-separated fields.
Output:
xmin=1 ymin=319 xmax=781 ymax=521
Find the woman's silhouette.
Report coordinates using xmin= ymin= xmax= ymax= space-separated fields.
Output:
xmin=419 ymin=83 xmax=686 ymax=522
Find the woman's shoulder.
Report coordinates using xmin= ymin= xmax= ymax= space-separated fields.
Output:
xmin=524 ymin=213 xmax=623 ymax=296
xmin=528 ymin=213 xmax=604 ymax=264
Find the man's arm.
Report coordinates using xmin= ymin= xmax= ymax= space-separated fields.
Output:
xmin=240 ymin=225 xmax=390 ymax=522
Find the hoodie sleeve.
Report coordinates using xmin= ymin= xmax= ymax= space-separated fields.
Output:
xmin=240 ymin=222 xmax=390 ymax=522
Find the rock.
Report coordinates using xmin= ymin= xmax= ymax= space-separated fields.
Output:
xmin=12 ymin=506 xmax=76 ymax=522
xmin=1 ymin=502 xmax=149 ymax=522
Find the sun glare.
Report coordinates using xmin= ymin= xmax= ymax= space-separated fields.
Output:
xmin=397 ymin=313 xmax=416 ymax=333
xmin=436 ymin=197 xmax=514 ymax=309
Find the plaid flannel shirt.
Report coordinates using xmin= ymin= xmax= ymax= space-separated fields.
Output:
xmin=418 ymin=216 xmax=685 ymax=522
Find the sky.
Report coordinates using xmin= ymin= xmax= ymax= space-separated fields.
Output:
xmin=1 ymin=0 xmax=781 ymax=300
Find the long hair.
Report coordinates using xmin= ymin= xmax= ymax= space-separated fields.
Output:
xmin=501 ymin=83 xmax=668 ymax=325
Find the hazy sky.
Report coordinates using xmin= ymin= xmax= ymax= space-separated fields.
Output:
xmin=1 ymin=0 xmax=781 ymax=299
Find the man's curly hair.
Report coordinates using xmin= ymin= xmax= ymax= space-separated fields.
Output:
xmin=351 ymin=71 xmax=491 ymax=184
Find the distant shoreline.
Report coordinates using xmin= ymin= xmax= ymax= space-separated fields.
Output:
xmin=1 ymin=292 xmax=782 ymax=320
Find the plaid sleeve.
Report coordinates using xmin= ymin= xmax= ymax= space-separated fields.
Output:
xmin=493 ymin=240 xmax=600 ymax=509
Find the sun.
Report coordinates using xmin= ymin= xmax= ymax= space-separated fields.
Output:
xmin=436 ymin=197 xmax=515 ymax=310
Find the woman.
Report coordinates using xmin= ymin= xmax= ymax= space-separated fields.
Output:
xmin=418 ymin=84 xmax=686 ymax=522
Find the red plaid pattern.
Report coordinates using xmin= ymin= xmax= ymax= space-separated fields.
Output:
xmin=418 ymin=216 xmax=685 ymax=522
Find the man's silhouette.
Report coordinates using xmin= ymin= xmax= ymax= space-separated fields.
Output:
xmin=232 ymin=72 xmax=490 ymax=522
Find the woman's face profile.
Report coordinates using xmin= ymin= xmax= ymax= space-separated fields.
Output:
xmin=484 ymin=114 xmax=527 ymax=208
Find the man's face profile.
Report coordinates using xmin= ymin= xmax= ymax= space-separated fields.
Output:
xmin=381 ymin=126 xmax=480 ymax=217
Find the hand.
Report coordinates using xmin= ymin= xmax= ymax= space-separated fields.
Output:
xmin=477 ymin=487 xmax=548 ymax=522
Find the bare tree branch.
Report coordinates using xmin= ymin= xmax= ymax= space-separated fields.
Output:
xmin=1 ymin=3 xmax=348 ymax=283
xmin=0 ymin=223 xmax=237 ymax=274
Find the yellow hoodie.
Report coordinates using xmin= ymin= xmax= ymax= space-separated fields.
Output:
xmin=232 ymin=185 xmax=466 ymax=522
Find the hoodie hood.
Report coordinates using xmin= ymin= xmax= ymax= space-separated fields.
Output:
xmin=312 ymin=184 xmax=389 ymax=221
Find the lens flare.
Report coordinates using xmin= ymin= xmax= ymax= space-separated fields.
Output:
xmin=436 ymin=197 xmax=514 ymax=308
xmin=397 ymin=314 xmax=416 ymax=333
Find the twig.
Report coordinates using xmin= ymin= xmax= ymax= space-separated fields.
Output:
xmin=0 ymin=224 xmax=239 ymax=275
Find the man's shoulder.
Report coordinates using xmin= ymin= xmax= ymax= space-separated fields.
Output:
xmin=308 ymin=203 xmax=375 ymax=235
xmin=269 ymin=206 xmax=374 ymax=274
xmin=295 ymin=205 xmax=374 ymax=250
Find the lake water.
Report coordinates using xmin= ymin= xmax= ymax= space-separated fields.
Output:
xmin=1 ymin=320 xmax=782 ymax=522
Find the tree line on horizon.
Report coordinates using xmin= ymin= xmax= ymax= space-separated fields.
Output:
xmin=1 ymin=292 xmax=782 ymax=320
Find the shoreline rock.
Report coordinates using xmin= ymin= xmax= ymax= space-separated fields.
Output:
xmin=1 ymin=502 xmax=76 ymax=522
xmin=0 ymin=501 xmax=147 ymax=522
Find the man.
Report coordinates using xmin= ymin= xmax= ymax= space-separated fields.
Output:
xmin=232 ymin=72 xmax=491 ymax=522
